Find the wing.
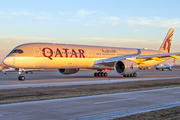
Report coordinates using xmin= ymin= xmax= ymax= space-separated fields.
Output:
xmin=136 ymin=52 xmax=180 ymax=63
xmin=94 ymin=52 xmax=180 ymax=67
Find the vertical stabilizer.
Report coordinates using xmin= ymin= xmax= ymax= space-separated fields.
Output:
xmin=159 ymin=28 xmax=174 ymax=53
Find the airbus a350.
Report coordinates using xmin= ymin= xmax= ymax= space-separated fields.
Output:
xmin=2 ymin=28 xmax=180 ymax=81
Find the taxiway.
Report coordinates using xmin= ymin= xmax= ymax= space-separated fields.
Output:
xmin=0 ymin=70 xmax=180 ymax=89
xmin=0 ymin=87 xmax=180 ymax=120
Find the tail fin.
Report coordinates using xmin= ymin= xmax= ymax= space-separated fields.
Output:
xmin=159 ymin=28 xmax=174 ymax=53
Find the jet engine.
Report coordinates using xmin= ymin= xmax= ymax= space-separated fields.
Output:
xmin=58 ymin=68 xmax=79 ymax=75
xmin=114 ymin=60 xmax=138 ymax=75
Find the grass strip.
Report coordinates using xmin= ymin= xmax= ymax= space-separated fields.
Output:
xmin=113 ymin=106 xmax=180 ymax=120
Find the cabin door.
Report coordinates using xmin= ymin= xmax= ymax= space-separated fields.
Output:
xmin=87 ymin=49 xmax=92 ymax=58
xmin=34 ymin=47 xmax=40 ymax=57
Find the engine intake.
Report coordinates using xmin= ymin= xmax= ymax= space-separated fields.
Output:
xmin=58 ymin=68 xmax=79 ymax=75
xmin=114 ymin=60 xmax=138 ymax=75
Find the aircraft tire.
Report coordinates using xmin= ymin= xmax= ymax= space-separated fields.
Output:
xmin=94 ymin=72 xmax=107 ymax=77
xmin=18 ymin=76 xmax=25 ymax=81
xmin=94 ymin=73 xmax=98 ymax=77
xmin=98 ymin=73 xmax=101 ymax=77
xmin=101 ymin=73 xmax=104 ymax=77
xmin=104 ymin=72 xmax=107 ymax=77
xmin=21 ymin=76 xmax=25 ymax=81
xmin=18 ymin=76 xmax=22 ymax=81
xmin=133 ymin=73 xmax=137 ymax=77
xmin=123 ymin=75 xmax=126 ymax=77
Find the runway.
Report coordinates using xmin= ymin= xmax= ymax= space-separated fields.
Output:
xmin=1 ymin=87 xmax=180 ymax=120
xmin=0 ymin=70 xmax=180 ymax=89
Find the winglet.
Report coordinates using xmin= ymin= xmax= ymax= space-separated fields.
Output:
xmin=159 ymin=28 xmax=174 ymax=53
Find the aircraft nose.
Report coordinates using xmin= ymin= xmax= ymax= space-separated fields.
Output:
xmin=3 ymin=57 xmax=14 ymax=67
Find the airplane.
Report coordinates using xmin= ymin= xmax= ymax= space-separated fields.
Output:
xmin=2 ymin=28 xmax=180 ymax=81
xmin=154 ymin=59 xmax=178 ymax=71
xmin=0 ymin=63 xmax=5 ymax=70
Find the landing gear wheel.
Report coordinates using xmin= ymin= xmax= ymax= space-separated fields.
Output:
xmin=98 ymin=73 xmax=101 ymax=77
xmin=18 ymin=76 xmax=22 ymax=80
xmin=18 ymin=76 xmax=25 ymax=81
xmin=101 ymin=73 xmax=104 ymax=77
xmin=104 ymin=72 xmax=107 ymax=77
xmin=94 ymin=73 xmax=98 ymax=77
xmin=21 ymin=76 xmax=25 ymax=80
xmin=133 ymin=73 xmax=137 ymax=77
xmin=123 ymin=75 xmax=127 ymax=77
xmin=94 ymin=71 xmax=108 ymax=77
xmin=130 ymin=74 xmax=133 ymax=77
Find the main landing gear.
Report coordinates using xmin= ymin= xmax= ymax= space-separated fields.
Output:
xmin=123 ymin=73 xmax=137 ymax=77
xmin=18 ymin=68 xmax=25 ymax=81
xmin=94 ymin=71 xmax=108 ymax=77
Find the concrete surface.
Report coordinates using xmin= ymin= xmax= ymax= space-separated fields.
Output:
xmin=0 ymin=70 xmax=180 ymax=89
xmin=0 ymin=87 xmax=180 ymax=120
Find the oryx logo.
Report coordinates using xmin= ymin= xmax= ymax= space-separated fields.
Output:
xmin=130 ymin=63 xmax=133 ymax=69
xmin=163 ymin=30 xmax=174 ymax=53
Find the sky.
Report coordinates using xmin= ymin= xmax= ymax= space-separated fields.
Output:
xmin=1 ymin=0 xmax=180 ymax=64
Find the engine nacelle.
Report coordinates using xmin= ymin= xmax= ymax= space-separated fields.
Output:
xmin=58 ymin=68 xmax=79 ymax=75
xmin=114 ymin=60 xmax=138 ymax=75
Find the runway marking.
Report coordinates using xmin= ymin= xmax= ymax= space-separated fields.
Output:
xmin=172 ymin=92 xmax=180 ymax=94
xmin=94 ymin=98 xmax=137 ymax=105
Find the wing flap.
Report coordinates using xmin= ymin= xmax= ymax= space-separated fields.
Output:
xmin=137 ymin=52 xmax=180 ymax=60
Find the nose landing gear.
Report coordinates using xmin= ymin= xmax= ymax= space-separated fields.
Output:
xmin=18 ymin=69 xmax=25 ymax=81
xmin=18 ymin=76 xmax=25 ymax=81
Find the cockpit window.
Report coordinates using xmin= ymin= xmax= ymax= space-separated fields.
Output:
xmin=10 ymin=49 xmax=23 ymax=54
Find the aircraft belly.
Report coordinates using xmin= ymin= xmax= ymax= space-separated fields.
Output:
xmin=13 ymin=57 xmax=96 ymax=69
